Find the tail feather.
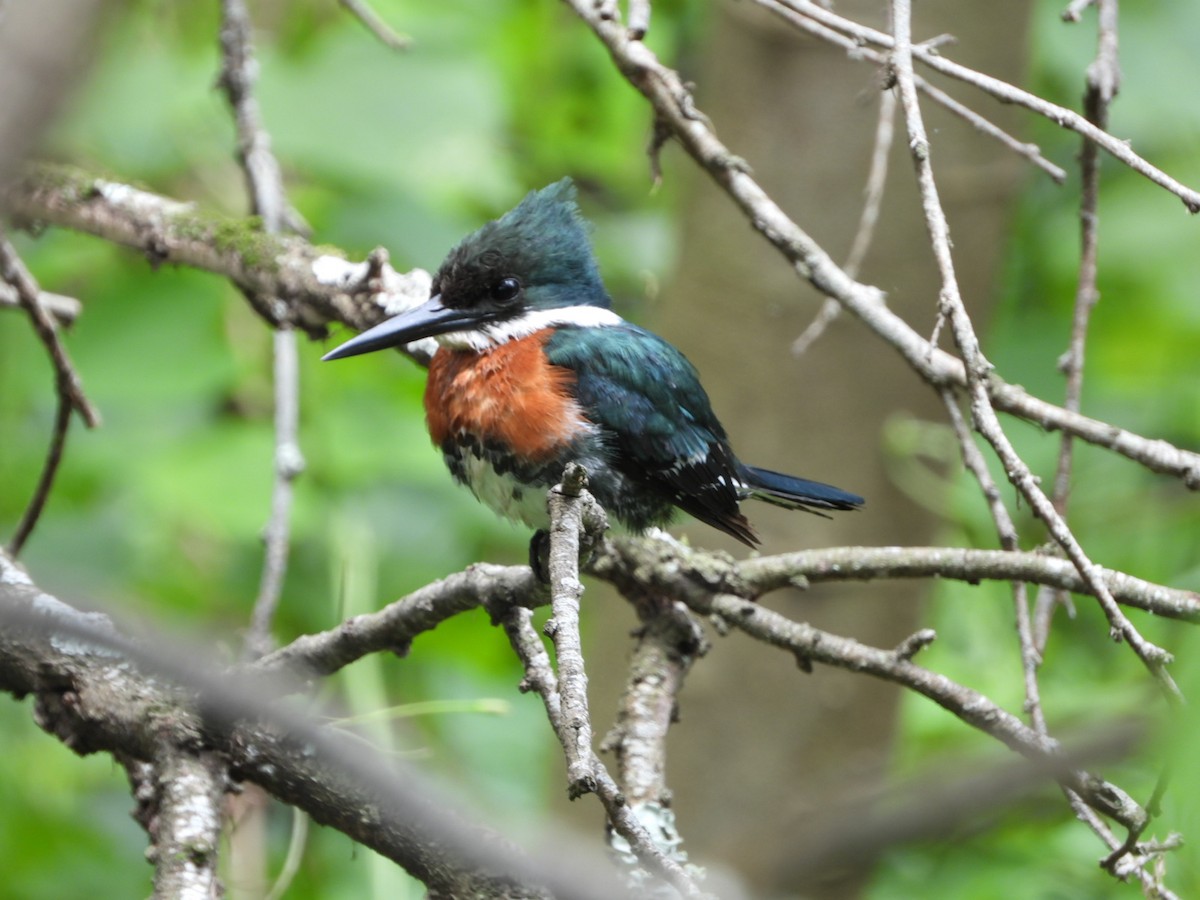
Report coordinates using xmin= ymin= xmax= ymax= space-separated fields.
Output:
xmin=740 ymin=465 xmax=864 ymax=517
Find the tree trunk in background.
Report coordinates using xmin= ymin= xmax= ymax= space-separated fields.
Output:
xmin=583 ymin=2 xmax=1035 ymax=896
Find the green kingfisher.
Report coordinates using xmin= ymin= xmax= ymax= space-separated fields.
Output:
xmin=323 ymin=180 xmax=862 ymax=551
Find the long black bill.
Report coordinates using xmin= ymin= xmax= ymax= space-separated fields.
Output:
xmin=321 ymin=295 xmax=479 ymax=361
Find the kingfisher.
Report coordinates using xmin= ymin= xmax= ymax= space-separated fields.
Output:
xmin=323 ymin=180 xmax=862 ymax=556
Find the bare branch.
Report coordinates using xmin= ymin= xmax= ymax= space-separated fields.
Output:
xmin=499 ymin=605 xmax=702 ymax=897
xmin=609 ymin=538 xmax=1200 ymax=623
xmin=0 ymin=283 xmax=81 ymax=324
xmin=890 ymin=0 xmax=1175 ymax=696
xmin=0 ymin=551 xmax=620 ymax=900
xmin=217 ymin=0 xmax=289 ymax=234
xmin=142 ymin=750 xmax=227 ymax=898
xmin=591 ymin=532 xmax=1152 ymax=835
xmin=244 ymin=326 xmax=306 ymax=660
xmin=218 ymin=0 xmax=307 ymax=662
xmin=0 ymin=227 xmax=99 ymax=427
xmin=1040 ymin=0 xmax=1121 ymax=647
xmin=0 ymin=226 xmax=96 ymax=556
xmin=4 ymin=163 xmax=433 ymax=352
xmin=256 ymin=563 xmax=541 ymax=681
xmin=548 ymin=8 xmax=1200 ymax=489
xmin=753 ymin=0 xmax=1067 ymax=184
xmin=6 ymin=395 xmax=70 ymax=556
xmin=941 ymin=390 xmax=1048 ymax=735
xmin=338 ymin=0 xmax=412 ymax=51
xmin=773 ymin=0 xmax=1200 ymax=210
xmin=794 ymin=87 xmax=895 ymax=356
xmin=544 ymin=463 xmax=605 ymax=797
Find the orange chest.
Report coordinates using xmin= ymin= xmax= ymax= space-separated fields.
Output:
xmin=424 ymin=330 xmax=590 ymax=461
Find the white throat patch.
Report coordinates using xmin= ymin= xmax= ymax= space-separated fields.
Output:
xmin=435 ymin=305 xmax=623 ymax=351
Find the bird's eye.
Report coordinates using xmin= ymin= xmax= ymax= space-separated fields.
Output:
xmin=490 ymin=277 xmax=521 ymax=304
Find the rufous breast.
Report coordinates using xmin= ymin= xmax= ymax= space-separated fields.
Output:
xmin=425 ymin=328 xmax=591 ymax=461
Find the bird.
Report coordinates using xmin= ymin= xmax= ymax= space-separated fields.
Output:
xmin=322 ymin=179 xmax=863 ymax=557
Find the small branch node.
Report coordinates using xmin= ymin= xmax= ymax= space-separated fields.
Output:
xmin=893 ymin=628 xmax=938 ymax=661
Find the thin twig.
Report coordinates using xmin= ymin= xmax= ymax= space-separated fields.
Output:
xmin=915 ymin=73 xmax=1067 ymax=184
xmin=890 ymin=0 xmax=1176 ymax=696
xmin=244 ymin=327 xmax=306 ymax=660
xmin=544 ymin=463 xmax=601 ymax=797
xmin=941 ymin=390 xmax=1047 ymax=733
xmin=0 ymin=227 xmax=98 ymax=555
xmin=704 ymin=588 xmax=1147 ymax=833
xmin=498 ymin=605 xmax=702 ymax=897
xmin=0 ymin=228 xmax=99 ymax=427
xmin=338 ymin=0 xmax=412 ymax=50
xmin=754 ymin=0 xmax=1067 ymax=184
xmin=0 ymin=283 xmax=82 ymax=324
xmin=1039 ymin=4 xmax=1165 ymax=878
xmin=774 ymin=0 xmax=1200 ymax=210
xmin=7 ymin=395 xmax=71 ymax=555
xmin=1038 ymin=0 xmax=1120 ymax=650
xmin=218 ymin=0 xmax=306 ymax=660
xmin=794 ymin=87 xmax=895 ymax=357
xmin=627 ymin=0 xmax=650 ymax=39
xmin=1062 ymin=0 xmax=1099 ymax=23
xmin=218 ymin=0 xmax=287 ymax=234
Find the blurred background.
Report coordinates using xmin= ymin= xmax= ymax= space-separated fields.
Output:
xmin=1 ymin=1 xmax=1198 ymax=897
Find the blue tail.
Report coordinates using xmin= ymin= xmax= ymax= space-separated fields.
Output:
xmin=740 ymin=465 xmax=864 ymax=516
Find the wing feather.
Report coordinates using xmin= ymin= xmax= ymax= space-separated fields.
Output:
xmin=546 ymin=324 xmax=758 ymax=545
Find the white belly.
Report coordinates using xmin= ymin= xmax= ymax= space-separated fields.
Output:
xmin=457 ymin=452 xmax=553 ymax=530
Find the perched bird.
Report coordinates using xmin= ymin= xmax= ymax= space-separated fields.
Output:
xmin=323 ymin=180 xmax=862 ymax=554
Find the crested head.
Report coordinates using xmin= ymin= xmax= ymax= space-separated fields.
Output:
xmin=320 ymin=179 xmax=624 ymax=362
xmin=434 ymin=179 xmax=611 ymax=315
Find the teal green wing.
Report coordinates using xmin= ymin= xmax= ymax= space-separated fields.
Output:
xmin=545 ymin=324 xmax=758 ymax=544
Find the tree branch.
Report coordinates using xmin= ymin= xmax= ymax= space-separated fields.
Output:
xmin=772 ymin=0 xmax=1200 ymax=211
xmin=217 ymin=0 xmax=307 ymax=662
xmin=544 ymin=463 xmax=603 ymax=798
xmin=3 ymin=162 xmax=432 ymax=350
xmin=589 ymin=532 xmax=1150 ymax=837
xmin=1038 ymin=0 xmax=1121 ymax=649
xmin=0 ymin=550 xmax=622 ymax=900
xmin=551 ymin=4 xmax=1200 ymax=489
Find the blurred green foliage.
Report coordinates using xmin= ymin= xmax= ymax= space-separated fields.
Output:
xmin=1 ymin=0 xmax=1197 ymax=897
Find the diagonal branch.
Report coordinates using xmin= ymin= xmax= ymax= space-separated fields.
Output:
xmin=1039 ymin=0 xmax=1121 ymax=647
xmin=217 ymin=0 xmax=307 ymax=661
xmin=773 ymin=0 xmax=1200 ymax=211
xmin=498 ymin=604 xmax=702 ymax=897
xmin=550 ymin=6 xmax=1200 ymax=490
xmin=0 ymin=550 xmax=618 ymax=900
xmin=587 ymin=531 xmax=1151 ymax=837
xmin=4 ymin=162 xmax=433 ymax=352
xmin=0 ymin=227 xmax=99 ymax=427
xmin=338 ymin=0 xmax=412 ymax=51
xmin=754 ymin=0 xmax=1067 ymax=184
xmin=890 ymin=0 xmax=1175 ymax=696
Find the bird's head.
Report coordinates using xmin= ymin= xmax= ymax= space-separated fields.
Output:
xmin=323 ymin=179 xmax=617 ymax=360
